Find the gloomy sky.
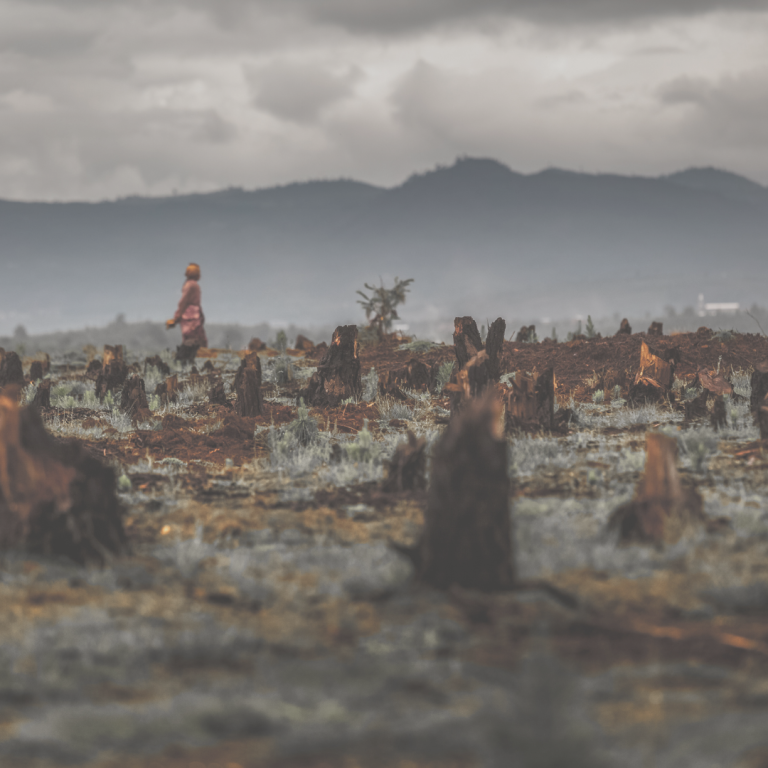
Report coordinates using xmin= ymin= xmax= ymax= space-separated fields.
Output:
xmin=2 ymin=0 xmax=768 ymax=200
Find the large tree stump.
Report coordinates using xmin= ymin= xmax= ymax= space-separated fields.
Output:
xmin=29 ymin=360 xmax=44 ymax=382
xmin=647 ymin=321 xmax=663 ymax=336
xmin=616 ymin=318 xmax=632 ymax=335
xmin=0 ymin=351 xmax=25 ymax=392
xmin=453 ymin=316 xmax=484 ymax=369
xmin=0 ymin=394 xmax=126 ymax=564
xmin=751 ymin=363 xmax=768 ymax=414
xmin=31 ymin=380 xmax=51 ymax=409
xmin=102 ymin=345 xmax=124 ymax=367
xmin=301 ymin=325 xmax=361 ymax=407
xmin=95 ymin=360 xmax=129 ymax=400
xmin=453 ymin=316 xmax=506 ymax=385
xmin=485 ymin=318 xmax=506 ymax=381
xmin=419 ymin=395 xmax=514 ymax=591
xmin=608 ymin=432 xmax=705 ymax=546
xmin=382 ymin=431 xmax=427 ymax=492
xmin=175 ymin=344 xmax=199 ymax=366
xmin=120 ymin=376 xmax=151 ymax=423
xmin=504 ymin=367 xmax=555 ymax=433
xmin=248 ymin=338 xmax=267 ymax=352
xmin=628 ymin=341 xmax=675 ymax=404
xmin=86 ymin=358 xmax=102 ymax=380
xmin=234 ymin=352 xmax=263 ymax=417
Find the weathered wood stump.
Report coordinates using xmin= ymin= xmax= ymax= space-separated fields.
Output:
xmin=711 ymin=395 xmax=727 ymax=430
xmin=154 ymin=374 xmax=180 ymax=407
xmin=29 ymin=360 xmax=44 ymax=382
xmin=382 ymin=431 xmax=427 ymax=492
xmin=144 ymin=355 xmax=171 ymax=377
xmin=95 ymin=360 xmax=129 ymax=400
xmin=696 ymin=367 xmax=733 ymax=396
xmin=0 ymin=351 xmax=25 ymax=392
xmin=301 ymin=325 xmax=361 ymax=407
xmin=453 ymin=316 xmax=484 ymax=369
xmin=616 ymin=318 xmax=632 ymax=335
xmin=608 ymin=432 xmax=705 ymax=546
xmin=450 ymin=317 xmax=506 ymax=408
xmin=234 ymin=352 xmax=263 ymax=417
xmin=485 ymin=318 xmax=506 ymax=381
xmin=0 ymin=393 xmax=127 ymax=564
xmin=750 ymin=363 xmax=768 ymax=414
xmin=294 ymin=334 xmax=315 ymax=352
xmin=103 ymin=345 xmax=124 ymax=367
xmin=175 ymin=344 xmax=199 ymax=365
xmin=419 ymin=395 xmax=513 ymax=591
xmin=628 ymin=341 xmax=675 ymax=404
xmin=647 ymin=321 xmax=663 ymax=336
xmin=504 ymin=367 xmax=555 ymax=433
xmin=208 ymin=378 xmax=229 ymax=407
xmin=85 ymin=358 xmax=102 ymax=380
xmin=120 ymin=376 xmax=152 ymax=423
xmin=31 ymin=380 xmax=51 ymax=409
xmin=248 ymin=337 xmax=267 ymax=352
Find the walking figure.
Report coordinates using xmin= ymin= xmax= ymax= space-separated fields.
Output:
xmin=167 ymin=263 xmax=207 ymax=363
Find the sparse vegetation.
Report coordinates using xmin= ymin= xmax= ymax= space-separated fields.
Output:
xmin=356 ymin=277 xmax=413 ymax=338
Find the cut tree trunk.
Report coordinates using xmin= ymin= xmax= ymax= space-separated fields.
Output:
xmin=628 ymin=341 xmax=675 ymax=404
xmin=0 ymin=351 xmax=25 ymax=392
xmin=616 ymin=318 xmax=632 ymax=335
xmin=647 ymin=321 xmax=663 ymax=336
xmin=31 ymin=380 xmax=51 ymax=409
xmin=608 ymin=432 xmax=705 ymax=546
xmin=248 ymin=338 xmax=267 ymax=352
xmin=0 ymin=393 xmax=127 ymax=565
xmin=120 ymin=376 xmax=151 ymax=423
xmin=301 ymin=325 xmax=361 ymax=407
xmin=234 ymin=352 xmax=263 ymax=417
xmin=95 ymin=360 xmax=129 ymax=400
xmin=382 ymin=431 xmax=427 ymax=492
xmin=86 ymin=358 xmax=102 ymax=380
xmin=485 ymin=318 xmax=506 ymax=381
xmin=102 ymin=345 xmax=124 ymax=367
xmin=452 ymin=316 xmax=505 ymax=401
xmin=504 ymin=367 xmax=555 ymax=433
xmin=29 ymin=361 xmax=44 ymax=382
xmin=453 ymin=316 xmax=484 ymax=369
xmin=419 ymin=395 xmax=514 ymax=591
xmin=750 ymin=363 xmax=768 ymax=414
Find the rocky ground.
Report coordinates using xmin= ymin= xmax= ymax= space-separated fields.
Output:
xmin=2 ymin=329 xmax=768 ymax=768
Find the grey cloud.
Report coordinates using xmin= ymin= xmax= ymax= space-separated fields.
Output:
xmin=248 ymin=62 xmax=358 ymax=123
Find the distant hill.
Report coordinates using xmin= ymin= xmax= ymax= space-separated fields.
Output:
xmin=1 ymin=157 xmax=766 ymax=337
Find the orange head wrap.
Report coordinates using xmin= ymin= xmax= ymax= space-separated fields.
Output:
xmin=185 ymin=263 xmax=201 ymax=280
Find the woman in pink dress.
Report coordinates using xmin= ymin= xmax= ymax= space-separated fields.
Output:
xmin=166 ymin=263 xmax=208 ymax=352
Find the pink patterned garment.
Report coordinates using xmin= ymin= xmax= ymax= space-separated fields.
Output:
xmin=174 ymin=279 xmax=208 ymax=346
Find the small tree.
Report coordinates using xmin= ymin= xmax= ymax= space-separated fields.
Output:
xmin=585 ymin=315 xmax=597 ymax=339
xmin=356 ymin=277 xmax=414 ymax=338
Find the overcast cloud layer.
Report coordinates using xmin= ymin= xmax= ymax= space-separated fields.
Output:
xmin=1 ymin=0 xmax=768 ymax=200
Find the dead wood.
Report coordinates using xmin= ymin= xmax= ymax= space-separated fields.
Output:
xmin=684 ymin=389 xmax=710 ymax=422
xmin=208 ymin=378 xmax=229 ymax=407
xmin=144 ymin=355 xmax=171 ymax=377
xmin=85 ymin=358 xmax=102 ymax=380
xmin=0 ymin=351 xmax=25 ymax=392
xmin=28 ymin=360 xmax=44 ymax=382
xmin=382 ymin=431 xmax=427 ymax=492
xmin=453 ymin=316 xmax=484 ymax=369
xmin=628 ymin=341 xmax=675 ymax=404
xmin=451 ymin=317 xmax=506 ymax=406
xmin=102 ymin=345 xmax=124 ymax=367
xmin=120 ymin=376 xmax=151 ymax=423
xmin=485 ymin=318 xmax=506 ymax=381
xmin=294 ymin=334 xmax=315 ymax=351
xmin=95 ymin=360 xmax=129 ymax=400
xmin=504 ymin=367 xmax=555 ymax=434
xmin=758 ymin=402 xmax=768 ymax=441
xmin=234 ymin=352 xmax=263 ymax=417
xmin=419 ymin=394 xmax=513 ymax=591
xmin=378 ymin=370 xmax=409 ymax=401
xmin=608 ymin=432 xmax=705 ymax=546
xmin=616 ymin=318 xmax=632 ymax=335
xmin=696 ymin=367 xmax=733 ymax=396
xmin=0 ymin=394 xmax=126 ymax=565
xmin=514 ymin=325 xmax=536 ymax=343
xmin=248 ymin=337 xmax=267 ymax=352
xmin=154 ymin=374 xmax=179 ymax=407
xmin=750 ymin=363 xmax=768 ymax=414
xmin=31 ymin=380 xmax=51 ymax=409
xmin=647 ymin=321 xmax=664 ymax=336
xmin=710 ymin=395 xmax=727 ymax=430
xmin=175 ymin=344 xmax=199 ymax=365
xmin=301 ymin=325 xmax=361 ymax=407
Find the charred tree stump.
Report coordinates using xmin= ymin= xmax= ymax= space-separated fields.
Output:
xmin=95 ymin=360 xmax=129 ymax=401
xmin=209 ymin=378 xmax=229 ymax=407
xmin=750 ymin=363 xmax=768 ymax=414
xmin=144 ymin=355 xmax=171 ymax=377
xmin=248 ymin=337 xmax=267 ymax=352
xmin=647 ymin=321 xmax=663 ymax=336
xmin=378 ymin=370 xmax=409 ymax=401
xmin=154 ymin=374 xmax=179 ymax=407
xmin=504 ymin=367 xmax=555 ymax=433
xmin=628 ymin=341 xmax=675 ymax=404
xmin=382 ymin=431 xmax=427 ymax=492
xmin=453 ymin=316 xmax=484 ymax=369
xmin=301 ymin=325 xmax=361 ymax=407
xmin=175 ymin=344 xmax=199 ymax=366
xmin=696 ymin=367 xmax=733 ymax=397
xmin=452 ymin=317 xmax=505 ymax=400
xmin=31 ymin=380 xmax=51 ymax=409
xmin=616 ymin=318 xmax=632 ymax=335
xmin=0 ymin=394 xmax=127 ymax=565
xmin=711 ymin=395 xmax=727 ymax=430
xmin=514 ymin=325 xmax=536 ymax=343
xmin=419 ymin=395 xmax=514 ymax=591
xmin=0 ymin=351 xmax=25 ymax=392
xmin=684 ymin=389 xmax=710 ymax=422
xmin=234 ymin=353 xmax=263 ymax=417
xmin=485 ymin=318 xmax=506 ymax=381
xmin=608 ymin=432 xmax=705 ymax=546
xmin=86 ymin=358 xmax=102 ymax=380
xmin=294 ymin=334 xmax=315 ymax=352
xmin=29 ymin=360 xmax=44 ymax=382
xmin=120 ymin=376 xmax=151 ymax=423
xmin=405 ymin=358 xmax=431 ymax=391
xmin=103 ymin=345 xmax=124 ymax=367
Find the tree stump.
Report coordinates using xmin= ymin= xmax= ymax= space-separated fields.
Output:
xmin=750 ymin=363 xmax=768 ymax=414
xmin=382 ymin=431 xmax=427 ymax=492
xmin=405 ymin=358 xmax=431 ymax=391
xmin=29 ymin=360 xmax=44 ymax=382
xmin=485 ymin=318 xmax=506 ymax=381
xmin=31 ymin=380 xmax=51 ymax=409
xmin=234 ymin=352 xmax=263 ymax=417
xmin=120 ymin=376 xmax=151 ymax=423
xmin=103 ymin=345 xmax=124 ymax=367
xmin=616 ymin=318 xmax=632 ymax=335
xmin=514 ymin=325 xmax=536 ymax=343
xmin=710 ymin=395 xmax=727 ymax=430
xmin=0 ymin=351 xmax=25 ymax=392
xmin=248 ymin=337 xmax=267 ymax=352
xmin=684 ymin=389 xmax=709 ymax=422
xmin=453 ymin=316 xmax=484 ymax=369
xmin=301 ymin=325 xmax=361 ymax=407
xmin=209 ymin=378 xmax=229 ymax=407
xmin=504 ymin=367 xmax=555 ymax=433
xmin=608 ymin=432 xmax=705 ymax=546
xmin=0 ymin=393 xmax=127 ymax=565
xmin=628 ymin=341 xmax=675 ymax=404
xmin=95 ymin=360 xmax=129 ymax=400
xmin=86 ymin=358 xmax=102 ymax=380
xmin=452 ymin=317 xmax=505 ymax=399
xmin=144 ymin=355 xmax=171 ymax=377
xmin=175 ymin=344 xmax=199 ymax=365
xmin=419 ymin=395 xmax=513 ymax=591
xmin=696 ymin=367 xmax=733 ymax=396
xmin=647 ymin=321 xmax=663 ymax=336
xmin=294 ymin=334 xmax=315 ymax=352
xmin=758 ymin=400 xmax=768 ymax=440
